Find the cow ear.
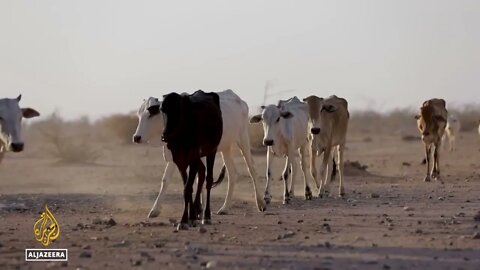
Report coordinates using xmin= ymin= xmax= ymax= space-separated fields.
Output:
xmin=250 ymin=114 xmax=262 ymax=123
xmin=260 ymin=105 xmax=266 ymax=109
xmin=321 ymin=104 xmax=337 ymax=113
xmin=434 ymin=115 xmax=446 ymax=122
xmin=280 ymin=111 xmax=293 ymax=119
xmin=414 ymin=114 xmax=421 ymax=120
xmin=22 ymin=108 xmax=40 ymax=118
xmin=16 ymin=94 xmax=22 ymax=101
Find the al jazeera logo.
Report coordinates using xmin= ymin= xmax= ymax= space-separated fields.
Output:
xmin=25 ymin=205 xmax=68 ymax=262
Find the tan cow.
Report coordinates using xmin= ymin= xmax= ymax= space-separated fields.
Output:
xmin=303 ymin=95 xmax=349 ymax=197
xmin=415 ymin=99 xmax=447 ymax=182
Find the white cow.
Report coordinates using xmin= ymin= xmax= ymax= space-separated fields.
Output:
xmin=250 ymin=97 xmax=312 ymax=204
xmin=478 ymin=120 xmax=480 ymax=137
xmin=442 ymin=115 xmax=461 ymax=151
xmin=0 ymin=95 xmax=40 ymax=164
xmin=133 ymin=89 xmax=266 ymax=217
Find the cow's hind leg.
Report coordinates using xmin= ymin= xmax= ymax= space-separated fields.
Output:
xmin=282 ymin=156 xmax=292 ymax=204
xmin=177 ymin=163 xmax=192 ymax=231
xmin=432 ymin=143 xmax=441 ymax=180
xmin=203 ymin=152 xmax=216 ymax=225
xmin=299 ymin=144 xmax=312 ymax=200
xmin=283 ymin=158 xmax=294 ymax=197
xmin=337 ymin=144 xmax=346 ymax=197
xmin=319 ymin=147 xmax=332 ymax=197
xmin=193 ymin=160 xmax=206 ymax=223
xmin=148 ymin=162 xmax=175 ymax=218
xmin=423 ymin=144 xmax=432 ymax=182
xmin=237 ymin=135 xmax=266 ymax=212
xmin=217 ymin=147 xmax=236 ymax=215
xmin=264 ymin=148 xmax=273 ymax=205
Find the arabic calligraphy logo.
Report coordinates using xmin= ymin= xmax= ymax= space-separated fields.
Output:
xmin=33 ymin=205 xmax=60 ymax=246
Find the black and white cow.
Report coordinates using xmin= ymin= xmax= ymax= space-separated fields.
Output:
xmin=160 ymin=90 xmax=223 ymax=230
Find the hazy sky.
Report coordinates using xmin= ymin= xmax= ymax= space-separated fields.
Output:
xmin=1 ymin=0 xmax=479 ymax=119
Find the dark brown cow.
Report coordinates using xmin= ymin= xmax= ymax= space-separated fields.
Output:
xmin=160 ymin=90 xmax=223 ymax=230
xmin=415 ymin=98 xmax=447 ymax=182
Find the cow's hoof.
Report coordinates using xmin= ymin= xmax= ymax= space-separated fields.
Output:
xmin=339 ymin=187 xmax=345 ymax=198
xmin=283 ymin=196 xmax=291 ymax=205
xmin=176 ymin=223 xmax=189 ymax=231
xmin=256 ymin=200 xmax=267 ymax=212
xmin=304 ymin=186 xmax=312 ymax=200
xmin=202 ymin=219 xmax=212 ymax=225
xmin=216 ymin=207 xmax=228 ymax=215
xmin=190 ymin=220 xmax=200 ymax=227
xmin=147 ymin=209 xmax=160 ymax=219
xmin=264 ymin=193 xmax=272 ymax=205
xmin=424 ymin=176 xmax=431 ymax=182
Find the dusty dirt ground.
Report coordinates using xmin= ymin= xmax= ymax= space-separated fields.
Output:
xmin=1 ymin=131 xmax=480 ymax=270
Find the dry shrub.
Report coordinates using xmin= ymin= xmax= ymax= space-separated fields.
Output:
xmin=32 ymin=113 xmax=100 ymax=164
xmin=249 ymin=122 xmax=265 ymax=149
xmin=349 ymin=108 xmax=417 ymax=135
xmin=97 ymin=113 xmax=138 ymax=143
xmin=448 ymin=104 xmax=480 ymax=132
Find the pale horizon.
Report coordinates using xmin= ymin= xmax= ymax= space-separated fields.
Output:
xmin=1 ymin=0 xmax=479 ymax=120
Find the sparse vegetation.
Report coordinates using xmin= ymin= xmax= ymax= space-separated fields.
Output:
xmin=32 ymin=113 xmax=101 ymax=164
xmin=97 ymin=113 xmax=138 ymax=144
xmin=249 ymin=123 xmax=264 ymax=149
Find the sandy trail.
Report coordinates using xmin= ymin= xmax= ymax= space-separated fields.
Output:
xmin=1 ymin=133 xmax=479 ymax=269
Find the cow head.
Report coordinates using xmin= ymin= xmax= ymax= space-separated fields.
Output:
xmin=303 ymin=95 xmax=337 ymax=135
xmin=415 ymin=105 xmax=446 ymax=143
xmin=249 ymin=104 xmax=293 ymax=146
xmin=132 ymin=97 xmax=162 ymax=144
xmin=0 ymin=95 xmax=40 ymax=152
xmin=161 ymin=92 xmax=187 ymax=144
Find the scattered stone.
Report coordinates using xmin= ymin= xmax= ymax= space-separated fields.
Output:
xmin=403 ymin=206 xmax=414 ymax=211
xmin=438 ymin=197 xmax=445 ymax=201
xmin=154 ymin=242 xmax=165 ymax=248
xmin=106 ymin=218 xmax=117 ymax=227
xmin=199 ymin=227 xmax=207 ymax=234
xmin=415 ymin=229 xmax=423 ymax=234
xmin=131 ymin=258 xmax=142 ymax=266
xmin=140 ymin=251 xmax=155 ymax=262
xmin=297 ymin=220 xmax=304 ymax=223
xmin=92 ymin=218 xmax=102 ymax=225
xmin=82 ymin=245 xmax=91 ymax=250
xmin=402 ymin=162 xmax=411 ymax=167
xmin=370 ymin=193 xmax=380 ymax=199
xmin=383 ymin=264 xmax=391 ymax=270
xmin=325 ymin=241 xmax=332 ymax=248
xmin=206 ymin=261 xmax=218 ymax=268
xmin=79 ymin=251 xmax=92 ymax=258
xmin=473 ymin=232 xmax=480 ymax=239
xmin=474 ymin=212 xmax=480 ymax=222
xmin=277 ymin=231 xmax=295 ymax=240
xmin=112 ymin=240 xmax=130 ymax=247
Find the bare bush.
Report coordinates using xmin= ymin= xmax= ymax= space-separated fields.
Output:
xmin=448 ymin=104 xmax=480 ymax=132
xmin=249 ymin=123 xmax=264 ymax=149
xmin=97 ymin=113 xmax=138 ymax=143
xmin=33 ymin=113 xmax=100 ymax=164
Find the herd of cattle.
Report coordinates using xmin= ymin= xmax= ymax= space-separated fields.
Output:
xmin=0 ymin=92 xmax=479 ymax=230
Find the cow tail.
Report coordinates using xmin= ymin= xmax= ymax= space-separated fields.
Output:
xmin=212 ymin=164 xmax=227 ymax=188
